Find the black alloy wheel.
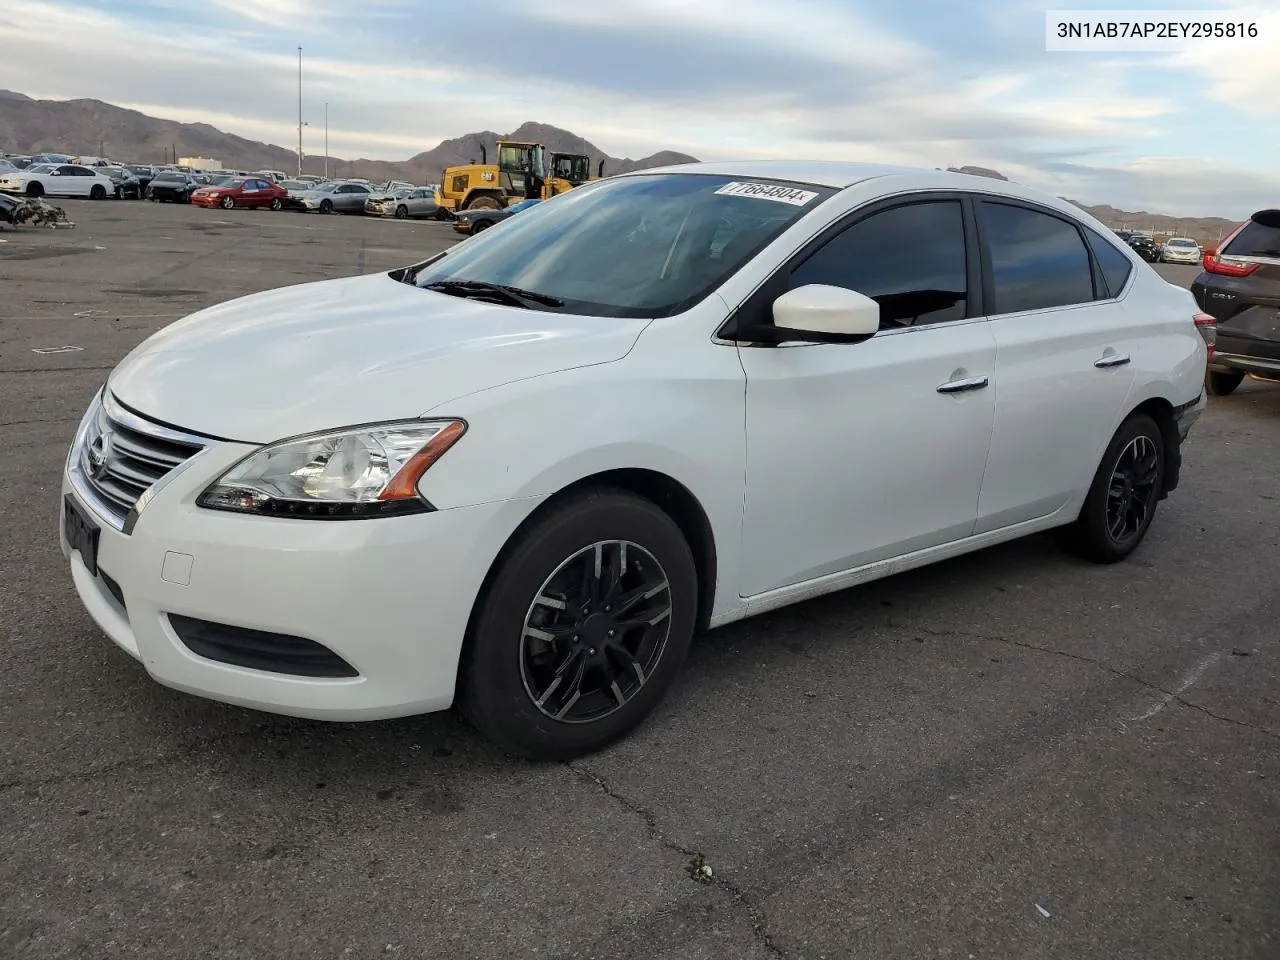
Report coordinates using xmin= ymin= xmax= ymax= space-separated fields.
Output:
xmin=1062 ymin=413 xmax=1165 ymax=563
xmin=520 ymin=540 xmax=672 ymax=724
xmin=459 ymin=488 xmax=698 ymax=759
xmin=1104 ymin=433 xmax=1160 ymax=546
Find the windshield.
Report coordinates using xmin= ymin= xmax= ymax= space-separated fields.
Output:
xmin=1168 ymin=239 xmax=1196 ymax=247
xmin=153 ymin=172 xmax=184 ymax=182
xmin=217 ymin=178 xmax=246 ymax=188
xmin=413 ymin=173 xmax=833 ymax=318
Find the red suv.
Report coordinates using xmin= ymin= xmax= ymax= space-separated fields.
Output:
xmin=191 ymin=177 xmax=288 ymax=210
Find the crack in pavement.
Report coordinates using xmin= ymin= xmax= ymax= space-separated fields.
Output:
xmin=915 ymin=627 xmax=1280 ymax=742
xmin=0 ymin=417 xmax=80 ymax=428
xmin=566 ymin=760 xmax=787 ymax=959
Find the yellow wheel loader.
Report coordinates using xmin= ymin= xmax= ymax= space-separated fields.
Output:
xmin=434 ymin=143 xmax=608 ymax=213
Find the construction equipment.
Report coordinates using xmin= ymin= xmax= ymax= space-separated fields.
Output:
xmin=434 ymin=143 xmax=608 ymax=213
xmin=434 ymin=140 xmax=546 ymax=213
xmin=543 ymin=153 xmax=606 ymax=198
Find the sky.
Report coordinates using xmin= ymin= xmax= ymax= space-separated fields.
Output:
xmin=1 ymin=0 xmax=1277 ymax=218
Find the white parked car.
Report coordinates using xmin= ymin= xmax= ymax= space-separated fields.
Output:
xmin=1160 ymin=236 xmax=1202 ymax=264
xmin=0 ymin=162 xmax=117 ymax=199
xmin=61 ymin=161 xmax=1209 ymax=758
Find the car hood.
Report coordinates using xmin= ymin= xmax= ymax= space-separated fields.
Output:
xmin=106 ymin=272 xmax=650 ymax=443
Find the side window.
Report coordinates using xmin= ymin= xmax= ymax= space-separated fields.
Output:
xmin=789 ymin=201 xmax=968 ymax=328
xmin=1084 ymin=227 xmax=1134 ymax=298
xmin=70 ymin=166 xmax=94 ymax=176
xmin=982 ymin=202 xmax=1094 ymax=314
xmin=337 ymin=184 xmax=354 ymax=193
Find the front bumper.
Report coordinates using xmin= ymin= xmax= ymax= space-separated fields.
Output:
xmin=60 ymin=401 xmax=542 ymax=721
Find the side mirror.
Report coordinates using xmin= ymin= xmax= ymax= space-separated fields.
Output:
xmin=769 ymin=284 xmax=880 ymax=342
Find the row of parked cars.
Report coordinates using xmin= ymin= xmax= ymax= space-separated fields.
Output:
xmin=0 ymin=153 xmax=454 ymax=222
xmin=1113 ymin=229 xmax=1204 ymax=264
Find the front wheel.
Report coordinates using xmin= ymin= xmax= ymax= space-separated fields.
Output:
xmin=1206 ymin=369 xmax=1244 ymax=396
xmin=459 ymin=489 xmax=698 ymax=760
xmin=220 ymin=195 xmax=235 ymax=209
xmin=26 ymin=182 xmax=43 ymax=198
xmin=318 ymin=199 xmax=333 ymax=214
xmin=394 ymin=205 xmax=408 ymax=219
xmin=1062 ymin=413 xmax=1165 ymax=564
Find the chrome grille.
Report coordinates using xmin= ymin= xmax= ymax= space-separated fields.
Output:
xmin=74 ymin=393 xmax=208 ymax=530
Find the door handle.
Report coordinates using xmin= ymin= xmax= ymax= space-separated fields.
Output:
xmin=1094 ymin=353 xmax=1131 ymax=368
xmin=936 ymin=376 xmax=989 ymax=394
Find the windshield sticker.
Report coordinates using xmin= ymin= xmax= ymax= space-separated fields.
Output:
xmin=714 ymin=181 xmax=818 ymax=206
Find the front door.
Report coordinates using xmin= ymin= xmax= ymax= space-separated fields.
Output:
xmin=737 ymin=198 xmax=997 ymax=597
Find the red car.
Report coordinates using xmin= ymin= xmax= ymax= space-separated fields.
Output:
xmin=190 ymin=176 xmax=288 ymax=210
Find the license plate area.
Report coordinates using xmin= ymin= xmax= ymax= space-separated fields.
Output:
xmin=64 ymin=493 xmax=100 ymax=577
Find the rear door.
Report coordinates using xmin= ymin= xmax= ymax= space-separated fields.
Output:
xmin=974 ymin=200 xmax=1139 ymax=533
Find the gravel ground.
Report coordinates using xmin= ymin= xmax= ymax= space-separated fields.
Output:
xmin=1 ymin=198 xmax=1277 ymax=960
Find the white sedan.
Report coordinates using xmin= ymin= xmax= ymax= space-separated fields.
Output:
xmin=0 ymin=162 xmax=117 ymax=199
xmin=61 ymin=161 xmax=1209 ymax=759
xmin=1160 ymin=236 xmax=1202 ymax=264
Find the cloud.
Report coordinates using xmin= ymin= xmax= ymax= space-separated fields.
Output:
xmin=0 ymin=0 xmax=1273 ymax=217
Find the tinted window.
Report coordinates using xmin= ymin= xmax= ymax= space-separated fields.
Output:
xmin=1084 ymin=228 xmax=1133 ymax=298
xmin=69 ymin=166 xmax=95 ymax=176
xmin=983 ymin=203 xmax=1094 ymax=314
xmin=1224 ymin=214 xmax=1280 ymax=258
xmin=789 ymin=201 xmax=968 ymax=328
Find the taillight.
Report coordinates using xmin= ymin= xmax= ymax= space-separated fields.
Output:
xmin=1193 ymin=312 xmax=1216 ymax=359
xmin=1202 ymin=249 xmax=1260 ymax=277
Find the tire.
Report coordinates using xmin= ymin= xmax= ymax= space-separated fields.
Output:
xmin=472 ymin=218 xmax=492 ymax=234
xmin=318 ymin=199 xmax=333 ymax=215
xmin=465 ymin=195 xmax=501 ymax=211
xmin=220 ymin=195 xmax=235 ymax=209
xmin=435 ymin=208 xmax=452 ymax=222
xmin=26 ymin=182 xmax=43 ymax=198
xmin=459 ymin=488 xmax=699 ymax=760
xmin=90 ymin=185 xmax=106 ymax=200
xmin=270 ymin=197 xmax=282 ymax=211
xmin=394 ymin=205 xmax=408 ymax=219
xmin=1206 ymin=369 xmax=1244 ymax=397
xmin=1062 ymin=413 xmax=1165 ymax=564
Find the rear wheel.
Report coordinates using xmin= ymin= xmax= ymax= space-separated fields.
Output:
xmin=270 ymin=197 xmax=282 ymax=210
xmin=89 ymin=185 xmax=106 ymax=200
xmin=465 ymin=194 xmax=501 ymax=211
xmin=1062 ymin=413 xmax=1165 ymax=564
xmin=1206 ymin=369 xmax=1245 ymax=396
xmin=26 ymin=182 xmax=43 ymax=198
xmin=459 ymin=488 xmax=698 ymax=760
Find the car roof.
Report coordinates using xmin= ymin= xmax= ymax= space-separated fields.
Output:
xmin=615 ymin=159 xmax=1097 ymax=222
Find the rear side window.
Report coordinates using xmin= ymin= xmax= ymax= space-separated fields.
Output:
xmin=1084 ymin=228 xmax=1134 ymax=298
xmin=982 ymin=202 xmax=1094 ymax=314
xmin=789 ymin=200 xmax=968 ymax=328
xmin=1224 ymin=213 xmax=1280 ymax=258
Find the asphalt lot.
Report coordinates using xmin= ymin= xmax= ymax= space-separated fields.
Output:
xmin=2 ymin=198 xmax=1278 ymax=960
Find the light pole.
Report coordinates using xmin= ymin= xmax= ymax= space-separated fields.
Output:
xmin=296 ymin=46 xmax=303 ymax=177
xmin=324 ymin=102 xmax=329 ymax=180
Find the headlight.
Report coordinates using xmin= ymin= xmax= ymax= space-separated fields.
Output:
xmin=197 ymin=420 xmax=465 ymax=519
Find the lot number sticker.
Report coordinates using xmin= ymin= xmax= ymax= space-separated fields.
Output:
xmin=714 ymin=181 xmax=818 ymax=206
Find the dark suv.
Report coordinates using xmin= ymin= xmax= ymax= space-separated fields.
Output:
xmin=1191 ymin=209 xmax=1280 ymax=395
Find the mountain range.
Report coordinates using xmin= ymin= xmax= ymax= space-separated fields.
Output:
xmin=0 ymin=93 xmax=694 ymax=183
xmin=0 ymin=92 xmax=1240 ymax=243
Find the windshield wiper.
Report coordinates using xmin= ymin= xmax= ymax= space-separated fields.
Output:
xmin=423 ymin=279 xmax=564 ymax=309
